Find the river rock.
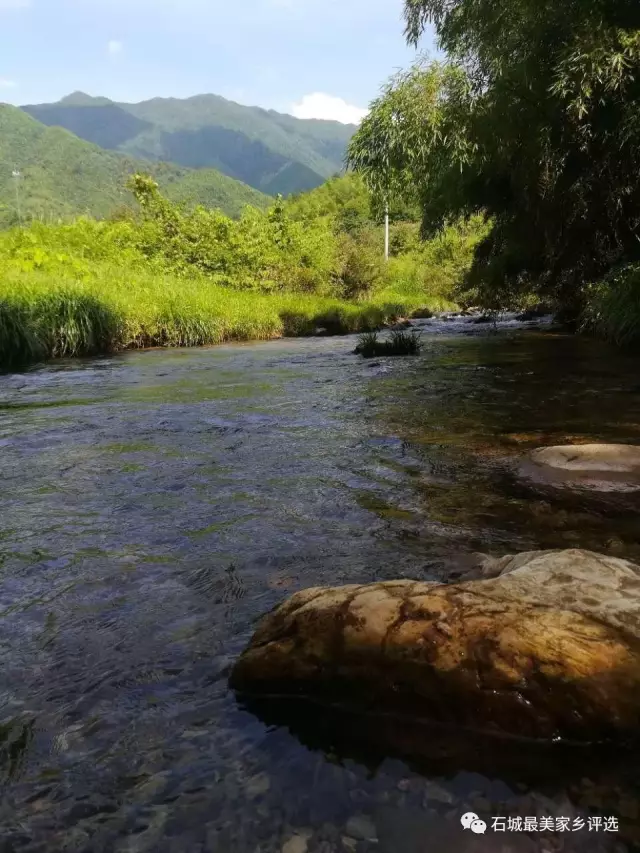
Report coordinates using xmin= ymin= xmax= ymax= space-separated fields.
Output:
xmin=345 ymin=814 xmax=377 ymax=842
xmin=515 ymin=305 xmax=553 ymax=321
xmin=525 ymin=443 xmax=640 ymax=492
xmin=386 ymin=319 xmax=412 ymax=330
xmin=230 ymin=549 xmax=640 ymax=740
xmin=282 ymin=832 xmax=312 ymax=853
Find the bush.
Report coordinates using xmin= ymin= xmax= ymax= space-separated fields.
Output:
xmin=0 ymin=175 xmax=474 ymax=309
xmin=337 ymin=227 xmax=385 ymax=299
xmin=286 ymin=174 xmax=373 ymax=232
xmin=389 ymin=222 xmax=420 ymax=256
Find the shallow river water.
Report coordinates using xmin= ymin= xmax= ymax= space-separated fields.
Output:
xmin=1 ymin=317 xmax=640 ymax=853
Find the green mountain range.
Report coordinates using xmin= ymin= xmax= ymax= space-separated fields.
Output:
xmin=22 ymin=92 xmax=355 ymax=196
xmin=0 ymin=104 xmax=271 ymax=227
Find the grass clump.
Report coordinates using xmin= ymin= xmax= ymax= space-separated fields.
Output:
xmin=354 ymin=329 xmax=423 ymax=358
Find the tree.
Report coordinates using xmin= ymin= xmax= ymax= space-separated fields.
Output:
xmin=349 ymin=0 xmax=640 ymax=311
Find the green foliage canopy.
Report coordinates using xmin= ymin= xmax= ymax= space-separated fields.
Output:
xmin=349 ymin=0 xmax=640 ymax=310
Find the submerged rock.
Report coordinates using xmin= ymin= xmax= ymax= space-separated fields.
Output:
xmin=230 ymin=549 xmax=640 ymax=741
xmin=410 ymin=307 xmax=434 ymax=320
xmin=525 ymin=443 xmax=640 ymax=492
xmin=515 ymin=305 xmax=553 ymax=321
xmin=532 ymin=443 xmax=640 ymax=472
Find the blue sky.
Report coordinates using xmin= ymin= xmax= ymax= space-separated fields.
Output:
xmin=0 ymin=0 xmax=435 ymax=122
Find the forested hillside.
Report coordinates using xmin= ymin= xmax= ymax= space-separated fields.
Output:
xmin=0 ymin=104 xmax=270 ymax=227
xmin=22 ymin=92 xmax=355 ymax=196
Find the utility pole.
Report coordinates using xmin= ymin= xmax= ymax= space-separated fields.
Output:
xmin=12 ymin=170 xmax=22 ymax=225
xmin=384 ymin=200 xmax=389 ymax=261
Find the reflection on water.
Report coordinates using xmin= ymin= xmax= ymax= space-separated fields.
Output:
xmin=0 ymin=322 xmax=640 ymax=851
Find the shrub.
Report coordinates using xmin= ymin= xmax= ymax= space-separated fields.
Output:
xmin=338 ymin=227 xmax=385 ymax=299
xmin=389 ymin=222 xmax=420 ymax=256
xmin=581 ymin=264 xmax=640 ymax=348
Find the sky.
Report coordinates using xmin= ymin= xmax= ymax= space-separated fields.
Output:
xmin=0 ymin=0 xmax=435 ymax=122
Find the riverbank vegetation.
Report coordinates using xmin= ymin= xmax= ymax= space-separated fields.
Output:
xmin=348 ymin=0 xmax=640 ymax=346
xmin=3 ymin=0 xmax=639 ymax=365
xmin=0 ymin=173 xmax=479 ymax=368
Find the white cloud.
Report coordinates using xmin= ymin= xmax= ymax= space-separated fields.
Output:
xmin=291 ymin=93 xmax=368 ymax=125
xmin=0 ymin=79 xmax=16 ymax=88
xmin=107 ymin=40 xmax=124 ymax=56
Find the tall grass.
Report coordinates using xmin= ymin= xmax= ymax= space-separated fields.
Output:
xmin=0 ymin=182 xmax=485 ymax=368
xmin=0 ymin=266 xmax=442 ymax=369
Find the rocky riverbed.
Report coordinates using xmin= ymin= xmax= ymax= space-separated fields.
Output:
xmin=1 ymin=316 xmax=640 ymax=851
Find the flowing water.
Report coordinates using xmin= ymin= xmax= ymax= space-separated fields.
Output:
xmin=1 ymin=316 xmax=640 ymax=853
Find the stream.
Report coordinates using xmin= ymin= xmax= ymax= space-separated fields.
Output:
xmin=1 ymin=315 xmax=640 ymax=852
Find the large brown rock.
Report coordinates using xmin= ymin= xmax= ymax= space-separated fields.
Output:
xmin=230 ymin=549 xmax=640 ymax=740
xmin=524 ymin=443 xmax=640 ymax=491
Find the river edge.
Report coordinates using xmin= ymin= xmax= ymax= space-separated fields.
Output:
xmin=1 ymin=308 xmax=563 ymax=373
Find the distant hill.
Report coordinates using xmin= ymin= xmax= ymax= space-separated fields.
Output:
xmin=22 ymin=92 xmax=356 ymax=196
xmin=0 ymin=104 xmax=271 ymax=227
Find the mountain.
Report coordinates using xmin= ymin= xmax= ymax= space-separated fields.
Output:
xmin=22 ymin=92 xmax=356 ymax=196
xmin=0 ymin=104 xmax=271 ymax=227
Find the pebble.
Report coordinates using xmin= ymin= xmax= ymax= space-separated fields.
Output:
xmin=345 ymin=814 xmax=377 ymax=842
xmin=423 ymin=782 xmax=456 ymax=806
xmin=282 ymin=833 xmax=310 ymax=853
